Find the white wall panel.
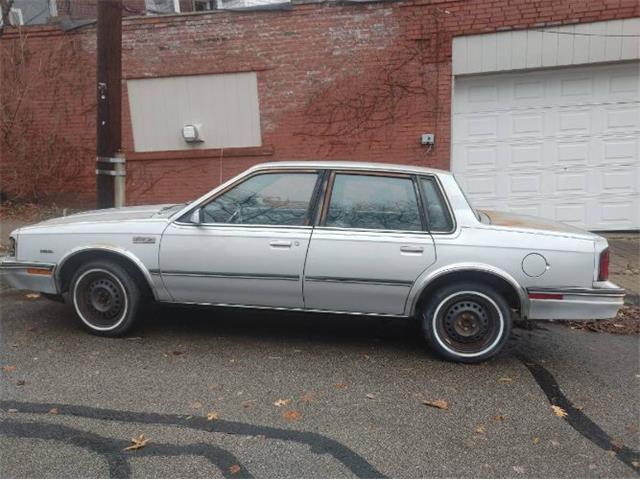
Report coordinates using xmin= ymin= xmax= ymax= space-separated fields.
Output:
xmin=453 ymin=19 xmax=640 ymax=75
xmin=127 ymin=72 xmax=261 ymax=152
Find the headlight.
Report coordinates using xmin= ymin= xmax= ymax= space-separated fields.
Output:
xmin=8 ymin=237 xmax=16 ymax=257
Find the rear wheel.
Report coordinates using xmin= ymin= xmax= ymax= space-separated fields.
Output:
xmin=421 ymin=282 xmax=512 ymax=363
xmin=70 ymin=261 xmax=141 ymax=336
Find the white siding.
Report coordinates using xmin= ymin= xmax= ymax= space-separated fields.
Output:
xmin=452 ymin=19 xmax=640 ymax=76
xmin=127 ymin=72 xmax=262 ymax=152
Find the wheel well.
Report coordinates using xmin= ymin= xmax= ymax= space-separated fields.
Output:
xmin=414 ymin=270 xmax=522 ymax=315
xmin=57 ymin=250 xmax=154 ymax=300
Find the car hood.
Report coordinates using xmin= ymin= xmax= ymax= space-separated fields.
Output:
xmin=23 ymin=204 xmax=177 ymax=228
xmin=479 ymin=209 xmax=600 ymax=239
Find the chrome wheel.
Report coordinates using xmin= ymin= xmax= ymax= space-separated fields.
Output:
xmin=73 ymin=269 xmax=128 ymax=331
xmin=432 ymin=291 xmax=504 ymax=358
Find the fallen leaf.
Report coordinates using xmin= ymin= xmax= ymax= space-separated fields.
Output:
xmin=492 ymin=414 xmax=506 ymax=422
xmin=475 ymin=424 xmax=486 ymax=434
xmin=334 ymin=382 xmax=348 ymax=389
xmin=362 ymin=354 xmax=370 ymax=360
xmin=207 ymin=411 xmax=219 ymax=421
xmin=172 ymin=350 xmax=185 ymax=356
xmin=365 ymin=393 xmax=376 ymax=400
xmin=16 ymin=380 xmax=25 ymax=386
xmin=550 ymin=439 xmax=560 ymax=447
xmin=48 ymin=408 xmax=59 ymax=415
xmin=551 ymin=405 xmax=568 ymax=418
xmin=498 ymin=377 xmax=514 ymax=383
xmin=123 ymin=434 xmax=148 ymax=451
xmin=282 ymin=410 xmax=302 ymax=421
xmin=273 ymin=398 xmax=290 ymax=407
xmin=2 ymin=365 xmax=16 ymax=374
xmin=300 ymin=392 xmax=315 ymax=403
xmin=25 ymin=293 xmax=40 ymax=299
xmin=241 ymin=400 xmax=254 ymax=410
xmin=422 ymin=399 xmax=449 ymax=410
xmin=611 ymin=438 xmax=624 ymax=453
xmin=229 ymin=464 xmax=241 ymax=475
xmin=532 ymin=437 xmax=540 ymax=445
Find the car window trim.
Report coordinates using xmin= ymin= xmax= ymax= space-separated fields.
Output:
xmin=417 ymin=174 xmax=457 ymax=235
xmin=318 ymin=169 xmax=426 ymax=233
xmin=175 ymin=168 xmax=321 ymax=228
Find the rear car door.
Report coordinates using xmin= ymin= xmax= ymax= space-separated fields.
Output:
xmin=159 ymin=170 xmax=320 ymax=308
xmin=303 ymin=171 xmax=437 ymax=315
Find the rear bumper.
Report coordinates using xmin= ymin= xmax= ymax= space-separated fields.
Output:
xmin=526 ymin=282 xmax=625 ymax=320
xmin=0 ymin=257 xmax=57 ymax=294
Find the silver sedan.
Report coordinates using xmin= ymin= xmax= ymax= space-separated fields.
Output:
xmin=0 ymin=162 xmax=624 ymax=362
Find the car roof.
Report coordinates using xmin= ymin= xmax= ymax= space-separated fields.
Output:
xmin=249 ymin=161 xmax=452 ymax=176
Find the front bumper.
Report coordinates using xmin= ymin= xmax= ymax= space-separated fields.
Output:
xmin=526 ymin=282 xmax=625 ymax=320
xmin=0 ymin=257 xmax=57 ymax=294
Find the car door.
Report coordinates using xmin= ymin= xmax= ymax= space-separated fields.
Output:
xmin=159 ymin=170 xmax=321 ymax=308
xmin=303 ymin=171 xmax=437 ymax=315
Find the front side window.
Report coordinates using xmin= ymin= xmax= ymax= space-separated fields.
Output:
xmin=420 ymin=177 xmax=453 ymax=232
xmin=201 ymin=172 xmax=318 ymax=226
xmin=324 ymin=174 xmax=422 ymax=231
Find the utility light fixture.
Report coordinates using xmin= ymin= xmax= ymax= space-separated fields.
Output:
xmin=182 ymin=124 xmax=203 ymax=143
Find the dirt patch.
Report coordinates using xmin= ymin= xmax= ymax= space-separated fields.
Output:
xmin=562 ymin=306 xmax=640 ymax=335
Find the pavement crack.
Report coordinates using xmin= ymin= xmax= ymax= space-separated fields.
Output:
xmin=518 ymin=355 xmax=640 ymax=473
xmin=0 ymin=400 xmax=385 ymax=478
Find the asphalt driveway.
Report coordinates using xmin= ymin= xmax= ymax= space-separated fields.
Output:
xmin=1 ymin=278 xmax=639 ymax=478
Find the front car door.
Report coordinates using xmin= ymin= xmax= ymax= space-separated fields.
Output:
xmin=303 ymin=170 xmax=444 ymax=315
xmin=159 ymin=169 xmax=321 ymax=308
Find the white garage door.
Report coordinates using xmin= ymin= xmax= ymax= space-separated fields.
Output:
xmin=452 ymin=62 xmax=640 ymax=231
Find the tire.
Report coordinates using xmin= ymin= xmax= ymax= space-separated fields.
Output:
xmin=421 ymin=282 xmax=512 ymax=363
xmin=70 ymin=261 xmax=142 ymax=336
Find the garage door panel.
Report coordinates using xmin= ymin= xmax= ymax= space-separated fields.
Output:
xmin=453 ymin=62 xmax=639 ymax=230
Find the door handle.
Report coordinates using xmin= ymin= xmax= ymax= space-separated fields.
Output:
xmin=400 ymin=245 xmax=424 ymax=254
xmin=270 ymin=240 xmax=292 ymax=248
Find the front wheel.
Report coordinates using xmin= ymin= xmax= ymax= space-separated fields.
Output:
xmin=421 ymin=282 xmax=512 ymax=363
xmin=70 ymin=261 xmax=141 ymax=336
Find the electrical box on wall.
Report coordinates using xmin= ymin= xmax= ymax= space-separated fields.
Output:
xmin=421 ymin=133 xmax=435 ymax=145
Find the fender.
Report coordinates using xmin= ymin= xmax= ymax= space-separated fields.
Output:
xmin=54 ymin=245 xmax=159 ymax=300
xmin=404 ymin=262 xmax=529 ymax=317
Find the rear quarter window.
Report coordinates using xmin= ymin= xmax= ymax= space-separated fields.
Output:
xmin=420 ymin=177 xmax=454 ymax=232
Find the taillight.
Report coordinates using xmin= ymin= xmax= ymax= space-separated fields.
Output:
xmin=598 ymin=248 xmax=609 ymax=281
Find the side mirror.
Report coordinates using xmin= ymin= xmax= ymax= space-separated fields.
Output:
xmin=189 ymin=208 xmax=202 ymax=225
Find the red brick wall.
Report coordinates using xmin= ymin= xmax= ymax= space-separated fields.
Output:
xmin=1 ymin=0 xmax=638 ymax=206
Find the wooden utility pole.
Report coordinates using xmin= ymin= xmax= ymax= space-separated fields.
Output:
xmin=96 ymin=0 xmax=123 ymax=208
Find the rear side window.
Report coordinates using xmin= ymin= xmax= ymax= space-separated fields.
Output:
xmin=420 ymin=177 xmax=453 ymax=232
xmin=324 ymin=174 xmax=422 ymax=231
xmin=201 ymin=172 xmax=318 ymax=226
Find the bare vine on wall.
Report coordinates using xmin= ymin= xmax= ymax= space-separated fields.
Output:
xmin=293 ymin=7 xmax=447 ymax=158
xmin=0 ymin=28 xmax=94 ymax=203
